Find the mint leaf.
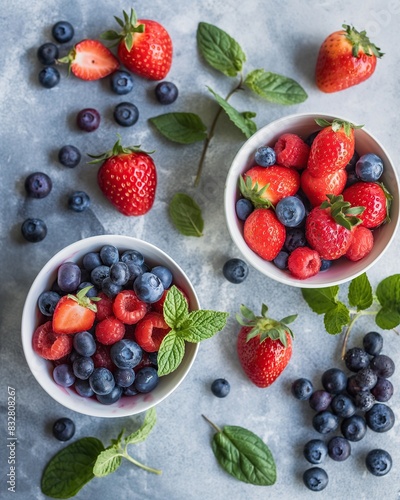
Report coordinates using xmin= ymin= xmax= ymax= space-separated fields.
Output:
xmin=163 ymin=285 xmax=190 ymax=329
xmin=301 ymin=286 xmax=339 ymax=314
xmin=197 ymin=22 xmax=246 ymax=77
xmin=324 ymin=302 xmax=350 ymax=334
xmin=376 ymin=274 xmax=400 ymax=308
xmin=208 ymin=86 xmax=256 ymax=138
xmin=168 ymin=193 xmax=204 ymax=237
xmin=375 ymin=306 xmax=400 ymax=330
xmin=348 ymin=273 xmax=373 ymax=310
xmin=179 ymin=310 xmax=229 ymax=342
xmin=124 ymin=407 xmax=157 ymax=446
xmin=244 ymin=69 xmax=308 ymax=105
xmin=41 ymin=437 xmax=104 ymax=499
xmin=93 ymin=445 xmax=122 ymax=478
xmin=157 ymin=330 xmax=186 ymax=376
xmin=149 ymin=112 xmax=207 ymax=144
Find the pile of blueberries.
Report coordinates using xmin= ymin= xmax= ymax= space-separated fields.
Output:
xmin=291 ymin=331 xmax=395 ymax=492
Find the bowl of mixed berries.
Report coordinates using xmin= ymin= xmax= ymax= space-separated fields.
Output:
xmin=21 ymin=235 xmax=200 ymax=417
xmin=224 ymin=113 xmax=399 ymax=287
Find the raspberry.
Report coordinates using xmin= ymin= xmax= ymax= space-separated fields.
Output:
xmin=346 ymin=226 xmax=374 ymax=261
xmin=96 ymin=292 xmax=114 ymax=321
xmin=95 ymin=316 xmax=125 ymax=345
xmin=274 ymin=133 xmax=310 ymax=170
xmin=92 ymin=342 xmax=114 ymax=371
xmin=32 ymin=321 xmax=73 ymax=360
xmin=135 ymin=312 xmax=170 ymax=352
xmin=288 ymin=247 xmax=321 ymax=279
xmin=113 ymin=290 xmax=148 ymax=325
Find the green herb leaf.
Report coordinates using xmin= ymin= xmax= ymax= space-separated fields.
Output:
xmin=301 ymin=286 xmax=339 ymax=314
xmin=348 ymin=273 xmax=373 ymax=310
xmin=197 ymin=22 xmax=246 ymax=77
xmin=280 ymin=314 xmax=298 ymax=325
xmin=244 ymin=69 xmax=308 ymax=105
xmin=179 ymin=310 xmax=229 ymax=342
xmin=324 ymin=302 xmax=350 ymax=334
xmin=208 ymin=86 xmax=257 ymax=138
xmin=157 ymin=330 xmax=186 ymax=376
xmin=124 ymin=408 xmax=157 ymax=446
xmin=168 ymin=193 xmax=204 ymax=237
xmin=41 ymin=437 xmax=105 ymax=499
xmin=163 ymin=286 xmax=190 ymax=329
xmin=149 ymin=112 xmax=208 ymax=144
xmin=375 ymin=275 xmax=400 ymax=329
xmin=375 ymin=306 xmax=400 ymax=330
xmin=93 ymin=445 xmax=122 ymax=478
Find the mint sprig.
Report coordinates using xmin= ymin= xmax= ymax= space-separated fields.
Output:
xmin=168 ymin=193 xmax=204 ymax=237
xmin=158 ymin=286 xmax=229 ymax=376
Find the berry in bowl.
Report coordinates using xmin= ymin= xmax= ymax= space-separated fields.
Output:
xmin=22 ymin=235 xmax=226 ymax=417
xmin=224 ymin=113 xmax=399 ymax=287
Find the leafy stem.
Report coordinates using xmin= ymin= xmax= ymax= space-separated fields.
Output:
xmin=118 ymin=446 xmax=162 ymax=475
xmin=341 ymin=309 xmax=378 ymax=359
xmin=202 ymin=414 xmax=223 ymax=433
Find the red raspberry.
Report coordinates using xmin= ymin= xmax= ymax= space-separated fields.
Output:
xmin=274 ymin=133 xmax=310 ymax=170
xmin=92 ymin=342 xmax=114 ymax=371
xmin=95 ymin=316 xmax=125 ymax=345
xmin=134 ymin=312 xmax=170 ymax=352
xmin=113 ymin=290 xmax=147 ymax=325
xmin=96 ymin=292 xmax=114 ymax=321
xmin=32 ymin=321 xmax=73 ymax=360
xmin=288 ymin=247 xmax=321 ymax=279
xmin=346 ymin=226 xmax=374 ymax=261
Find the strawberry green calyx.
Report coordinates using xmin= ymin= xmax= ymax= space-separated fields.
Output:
xmin=67 ymin=285 xmax=100 ymax=313
xmin=314 ymin=118 xmax=363 ymax=137
xmin=239 ymin=175 xmax=273 ymax=209
xmin=342 ymin=24 xmax=384 ymax=59
xmin=321 ymin=194 xmax=365 ymax=230
xmin=101 ymin=9 xmax=145 ymax=50
xmin=236 ymin=304 xmax=296 ymax=347
xmin=379 ymin=182 xmax=393 ymax=225
xmin=87 ymin=137 xmax=154 ymax=164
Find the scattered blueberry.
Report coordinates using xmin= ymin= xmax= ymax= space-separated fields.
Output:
xmin=151 ymin=265 xmax=173 ymax=289
xmin=155 ymin=81 xmax=179 ymax=104
xmin=312 ymin=410 xmax=339 ymax=434
xmin=38 ymin=66 xmax=60 ymax=88
xmin=37 ymin=43 xmax=59 ymax=65
xmin=276 ymin=196 xmax=305 ymax=227
xmin=52 ymin=417 xmax=75 ymax=441
xmin=38 ymin=291 xmax=60 ymax=316
xmin=346 ymin=375 xmax=362 ymax=397
xmin=344 ymin=347 xmax=370 ymax=372
xmin=291 ymin=378 xmax=313 ymax=400
xmin=57 ymin=262 xmax=81 ymax=292
xmin=21 ymin=218 xmax=47 ymax=242
xmin=96 ymin=385 xmax=123 ymax=405
xmin=366 ymin=403 xmax=395 ymax=433
xmin=134 ymin=272 xmax=164 ymax=303
xmin=53 ymin=364 xmax=75 ymax=387
xmin=254 ymin=146 xmax=276 ymax=167
xmin=303 ymin=439 xmax=328 ymax=464
xmin=341 ymin=414 xmax=367 ymax=442
xmin=330 ymin=394 xmax=355 ymax=418
xmin=73 ymin=331 xmax=96 ymax=357
xmin=284 ymin=227 xmax=306 ymax=253
xmin=303 ymin=467 xmax=328 ymax=492
xmin=110 ymin=70 xmax=134 ymax=95
xmin=52 ymin=21 xmax=74 ymax=43
xmin=82 ymin=252 xmax=102 ymax=272
xmin=73 ymin=356 xmax=94 ymax=380
xmin=235 ymin=198 xmax=254 ymax=221
xmin=68 ymin=191 xmax=90 ymax=212
xmin=25 ymin=172 xmax=52 ymax=199
xmin=91 ymin=265 xmax=110 ymax=287
xmin=76 ymin=108 xmax=101 ymax=132
xmin=363 ymin=331 xmax=383 ymax=356
xmin=354 ymin=391 xmax=375 ymax=412
xmin=74 ymin=378 xmax=94 ymax=398
xmin=135 ymin=366 xmax=159 ymax=393
xmin=309 ymin=390 xmax=333 ymax=412
xmin=354 ymin=367 xmax=378 ymax=391
xmin=109 ymin=262 xmax=130 ymax=286
xmin=110 ymin=339 xmax=143 ymax=369
xmin=89 ymin=367 xmax=115 ymax=395
xmin=365 ymin=449 xmax=392 ymax=476
xmin=321 ymin=368 xmax=347 ymax=394
xmin=222 ymin=258 xmax=249 ymax=284
xmin=113 ymin=102 xmax=139 ymax=127
xmin=58 ymin=145 xmax=81 ymax=168
xmin=114 ymin=368 xmax=136 ymax=388
xmin=100 ymin=245 xmax=119 ymax=266
xmin=211 ymin=378 xmax=230 ymax=398
xmin=327 ymin=436 xmax=351 ymax=462
xmin=356 ymin=153 xmax=384 ymax=182
xmin=370 ymin=354 xmax=395 ymax=378
xmin=273 ymin=251 xmax=289 ymax=270
xmin=371 ymin=377 xmax=394 ymax=402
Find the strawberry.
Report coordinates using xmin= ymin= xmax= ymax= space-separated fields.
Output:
xmin=52 ymin=286 xmax=98 ymax=335
xmin=89 ymin=138 xmax=157 ymax=216
xmin=134 ymin=312 xmax=170 ymax=352
xmin=301 ymin=168 xmax=347 ymax=207
xmin=273 ymin=133 xmax=310 ymax=170
xmin=102 ymin=8 xmax=172 ymax=80
xmin=95 ymin=316 xmax=125 ymax=345
xmin=113 ymin=290 xmax=148 ymax=325
xmin=236 ymin=304 xmax=296 ymax=388
xmin=307 ymin=119 xmax=361 ymax=178
xmin=288 ymin=247 xmax=321 ymax=279
xmin=32 ymin=321 xmax=73 ymax=360
xmin=243 ymin=208 xmax=286 ymax=261
xmin=305 ymin=194 xmax=364 ymax=260
xmin=345 ymin=226 xmax=374 ymax=262
xmin=240 ymin=165 xmax=300 ymax=208
xmin=342 ymin=182 xmax=392 ymax=228
xmin=316 ymin=24 xmax=383 ymax=93
xmin=59 ymin=39 xmax=119 ymax=81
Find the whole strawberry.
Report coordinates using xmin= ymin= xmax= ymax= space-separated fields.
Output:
xmin=243 ymin=208 xmax=286 ymax=261
xmin=301 ymin=168 xmax=347 ymax=207
xmin=343 ymin=181 xmax=392 ymax=228
xmin=236 ymin=304 xmax=296 ymax=388
xmin=89 ymin=138 xmax=157 ymax=216
xmin=316 ymin=24 xmax=383 ymax=93
xmin=102 ymin=8 xmax=172 ymax=80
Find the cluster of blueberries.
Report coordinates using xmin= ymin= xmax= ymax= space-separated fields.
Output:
xmin=291 ymin=331 xmax=395 ymax=492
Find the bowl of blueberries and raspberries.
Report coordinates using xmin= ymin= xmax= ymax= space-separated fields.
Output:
xmin=224 ymin=112 xmax=400 ymax=287
xmin=21 ymin=235 xmax=200 ymax=417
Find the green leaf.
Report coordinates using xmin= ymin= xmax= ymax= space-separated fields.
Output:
xmin=348 ymin=273 xmax=373 ymax=310
xmin=124 ymin=408 xmax=157 ymax=446
xmin=149 ymin=112 xmax=208 ymax=144
xmin=301 ymin=286 xmax=339 ymax=314
xmin=179 ymin=310 xmax=229 ymax=342
xmin=280 ymin=314 xmax=298 ymax=325
xmin=208 ymin=86 xmax=257 ymax=138
xmin=324 ymin=302 xmax=350 ymax=334
xmin=211 ymin=425 xmax=276 ymax=485
xmin=157 ymin=331 xmax=186 ymax=376
xmin=244 ymin=69 xmax=308 ymax=105
xmin=163 ymin=286 xmax=190 ymax=329
xmin=41 ymin=437 xmax=104 ymax=499
xmin=92 ymin=446 xmax=122 ymax=478
xmin=168 ymin=193 xmax=204 ymax=237
xmin=375 ymin=306 xmax=400 ymax=330
xmin=196 ymin=22 xmax=246 ymax=77
xmin=376 ymin=274 xmax=400 ymax=308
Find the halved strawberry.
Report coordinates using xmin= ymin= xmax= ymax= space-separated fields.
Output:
xmin=32 ymin=321 xmax=73 ymax=360
xmin=59 ymin=39 xmax=120 ymax=81
xmin=52 ymin=286 xmax=98 ymax=335
xmin=95 ymin=316 xmax=125 ymax=345
xmin=134 ymin=312 xmax=170 ymax=352
xmin=113 ymin=290 xmax=148 ymax=325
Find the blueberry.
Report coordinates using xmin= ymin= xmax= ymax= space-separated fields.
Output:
xmin=303 ymin=467 xmax=328 ymax=492
xmin=312 ymin=410 xmax=339 ymax=434
xmin=344 ymin=347 xmax=370 ymax=372
xmin=53 ymin=364 xmax=75 ymax=387
xmin=330 ymin=394 xmax=355 ymax=418
xmin=91 ymin=265 xmax=110 ymax=287
xmin=155 ymin=81 xmax=178 ymax=104
xmin=345 ymin=170 xmax=359 ymax=188
xmin=235 ymin=198 xmax=254 ymax=221
xmin=309 ymin=390 xmax=333 ymax=412
xmin=222 ymin=258 xmax=249 ymax=284
xmin=327 ymin=436 xmax=351 ymax=461
xmin=151 ymin=265 xmax=173 ymax=289
xmin=38 ymin=66 xmax=60 ymax=88
xmin=114 ymin=368 xmax=136 ymax=388
xmin=303 ymin=440 xmax=328 ymax=465
xmin=73 ymin=331 xmax=96 ymax=357
xmin=76 ymin=108 xmax=100 ymax=132
xmin=75 ymin=378 xmax=94 ymax=398
xmin=134 ymin=272 xmax=164 ymax=303
xmin=109 ymin=262 xmax=130 ymax=286
xmin=305 ymin=130 xmax=319 ymax=147
xmin=291 ymin=378 xmax=313 ymax=400
xmin=123 ymin=383 xmax=139 ymax=396
xmin=363 ymin=331 xmax=383 ymax=356
xmin=284 ymin=227 xmax=306 ymax=253
xmin=321 ymin=368 xmax=347 ymax=394
xmin=58 ymin=145 xmax=81 ymax=168
xmin=254 ymin=146 xmax=276 ymax=167
xmin=354 ymin=367 xmax=378 ymax=391
xmin=21 ymin=218 xmax=47 ymax=242
xmin=370 ymin=354 xmax=395 ymax=378
xmin=211 ymin=378 xmax=230 ymax=398
xmin=121 ymin=249 xmax=144 ymax=266
xmin=37 ymin=43 xmax=59 ymax=65
xmin=52 ymin=417 xmax=75 ymax=441
xmin=148 ymin=352 xmax=158 ymax=366
xmin=100 ymin=245 xmax=119 ymax=266
xmin=96 ymin=385 xmax=123 ymax=405
xmin=110 ymin=70 xmax=134 ymax=95
xmin=25 ymin=172 xmax=52 ymax=199
xmin=346 ymin=374 xmax=362 ymax=396
xmin=38 ymin=291 xmax=60 ymax=316
xmin=276 ymin=196 xmax=305 ymax=227
xmin=57 ymin=262 xmax=81 ymax=292
xmin=365 ymin=449 xmax=392 ymax=476
xmin=273 ymin=251 xmax=289 ymax=270
xmin=135 ymin=366 xmax=159 ymax=393
xmin=366 ymin=403 xmax=395 ymax=432
xmin=110 ymin=339 xmax=143 ymax=369
xmin=89 ymin=367 xmax=115 ymax=395
xmin=68 ymin=191 xmax=90 ymax=212
xmin=320 ymin=259 xmax=332 ymax=272
xmin=345 ymin=150 xmax=360 ymax=171
xmin=125 ymin=262 xmax=145 ymax=282
xmin=371 ymin=378 xmax=394 ymax=402
xmin=82 ymin=252 xmax=102 ymax=272
xmin=113 ymin=102 xmax=139 ymax=127
xmin=77 ymin=282 xmax=98 ymax=298
xmin=354 ymin=391 xmax=375 ymax=412
xmin=101 ymin=277 xmax=122 ymax=298
xmin=73 ymin=356 xmax=94 ymax=380
xmin=341 ymin=414 xmax=367 ymax=442
xmin=356 ymin=153 xmax=384 ymax=181
xmin=52 ymin=21 xmax=74 ymax=43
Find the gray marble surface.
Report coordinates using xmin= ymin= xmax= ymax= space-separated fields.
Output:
xmin=1 ymin=1 xmax=400 ymax=499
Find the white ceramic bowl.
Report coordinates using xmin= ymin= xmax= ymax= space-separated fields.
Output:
xmin=21 ymin=235 xmax=200 ymax=417
xmin=224 ymin=112 xmax=400 ymax=288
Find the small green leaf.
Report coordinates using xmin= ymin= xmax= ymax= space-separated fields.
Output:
xmin=157 ymin=331 xmax=186 ymax=376
xmin=376 ymin=274 xmax=400 ymax=308
xmin=301 ymin=287 xmax=339 ymax=314
xmin=168 ymin=193 xmax=204 ymax=237
xmin=244 ymin=69 xmax=308 ymax=105
xmin=324 ymin=302 xmax=350 ymax=334
xmin=197 ymin=22 xmax=246 ymax=77
xmin=41 ymin=437 xmax=105 ymax=499
xmin=179 ymin=310 xmax=229 ymax=342
xmin=375 ymin=306 xmax=400 ymax=330
xmin=348 ymin=273 xmax=373 ymax=310
xmin=280 ymin=314 xmax=298 ymax=325
xmin=93 ymin=446 xmax=122 ymax=478
xmin=163 ymin=286 xmax=190 ymax=329
xmin=124 ymin=408 xmax=157 ymax=446
xmin=149 ymin=112 xmax=208 ymax=144
xmin=208 ymin=86 xmax=257 ymax=138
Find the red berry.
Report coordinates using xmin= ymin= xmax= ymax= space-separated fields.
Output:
xmin=96 ymin=292 xmax=114 ymax=321
xmin=342 ymin=182 xmax=391 ymax=228
xmin=113 ymin=290 xmax=148 ymax=325
xmin=32 ymin=321 xmax=73 ymax=360
xmin=134 ymin=312 xmax=170 ymax=352
xmin=301 ymin=168 xmax=347 ymax=207
xmin=274 ymin=133 xmax=310 ymax=170
xmin=92 ymin=342 xmax=114 ymax=371
xmin=346 ymin=226 xmax=374 ymax=261
xmin=95 ymin=316 xmax=125 ymax=345
xmin=243 ymin=208 xmax=286 ymax=261
xmin=288 ymin=247 xmax=321 ymax=279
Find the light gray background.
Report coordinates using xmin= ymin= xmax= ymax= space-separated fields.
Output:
xmin=1 ymin=1 xmax=400 ymax=499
